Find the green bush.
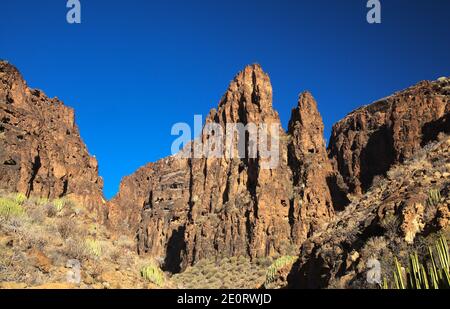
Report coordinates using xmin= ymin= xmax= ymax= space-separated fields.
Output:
xmin=0 ymin=197 xmax=24 ymax=220
xmin=141 ymin=263 xmax=165 ymax=286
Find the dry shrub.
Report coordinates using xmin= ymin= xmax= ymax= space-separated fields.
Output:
xmin=116 ymin=235 xmax=135 ymax=251
xmin=64 ymin=238 xmax=88 ymax=261
xmin=17 ymin=226 xmax=48 ymax=251
xmin=57 ymin=218 xmax=78 ymax=240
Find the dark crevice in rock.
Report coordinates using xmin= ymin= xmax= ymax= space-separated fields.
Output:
xmin=163 ymin=225 xmax=186 ymax=274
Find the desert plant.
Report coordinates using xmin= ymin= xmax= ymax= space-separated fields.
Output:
xmin=53 ymin=198 xmax=66 ymax=213
xmin=36 ymin=197 xmax=49 ymax=206
xmin=141 ymin=263 xmax=165 ymax=286
xmin=85 ymin=239 xmax=102 ymax=258
xmin=57 ymin=218 xmax=77 ymax=240
xmin=0 ymin=197 xmax=24 ymax=220
xmin=427 ymin=189 xmax=442 ymax=207
xmin=14 ymin=193 xmax=27 ymax=205
xmin=265 ymin=256 xmax=298 ymax=287
xmin=380 ymin=213 xmax=400 ymax=239
xmin=387 ymin=235 xmax=449 ymax=289
xmin=64 ymin=238 xmax=88 ymax=260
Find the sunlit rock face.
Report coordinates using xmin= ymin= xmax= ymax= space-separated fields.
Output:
xmin=0 ymin=61 xmax=106 ymax=221
xmin=110 ymin=64 xmax=335 ymax=272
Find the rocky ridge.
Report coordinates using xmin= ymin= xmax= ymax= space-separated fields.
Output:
xmin=328 ymin=78 xmax=450 ymax=195
xmin=110 ymin=64 xmax=336 ymax=271
xmin=287 ymin=134 xmax=450 ymax=288
xmin=110 ymin=65 xmax=449 ymax=274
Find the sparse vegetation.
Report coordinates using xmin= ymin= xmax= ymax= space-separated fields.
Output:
xmin=85 ymin=239 xmax=102 ymax=258
xmin=172 ymin=256 xmax=266 ymax=289
xmin=53 ymin=198 xmax=66 ymax=213
xmin=57 ymin=218 xmax=77 ymax=240
xmin=427 ymin=189 xmax=442 ymax=208
xmin=0 ymin=191 xmax=152 ymax=289
xmin=141 ymin=262 xmax=165 ymax=287
xmin=0 ymin=195 xmax=24 ymax=221
xmin=265 ymin=256 xmax=298 ymax=288
xmin=14 ymin=193 xmax=27 ymax=205
xmin=384 ymin=235 xmax=449 ymax=289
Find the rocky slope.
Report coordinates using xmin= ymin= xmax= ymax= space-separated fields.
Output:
xmin=0 ymin=61 xmax=106 ymax=220
xmin=286 ymin=134 xmax=450 ymax=288
xmin=109 ymin=65 xmax=336 ymax=272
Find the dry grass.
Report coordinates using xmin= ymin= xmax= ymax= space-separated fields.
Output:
xmin=0 ymin=192 xmax=150 ymax=289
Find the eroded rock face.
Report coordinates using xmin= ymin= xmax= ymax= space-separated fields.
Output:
xmin=110 ymin=65 xmax=335 ymax=271
xmin=328 ymin=79 xmax=450 ymax=195
xmin=0 ymin=61 xmax=105 ymax=219
xmin=287 ymin=92 xmax=335 ymax=244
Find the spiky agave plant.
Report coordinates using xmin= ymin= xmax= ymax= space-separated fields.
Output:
xmin=386 ymin=235 xmax=449 ymax=289
xmin=427 ymin=189 xmax=442 ymax=207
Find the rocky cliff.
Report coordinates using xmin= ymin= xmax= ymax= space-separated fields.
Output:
xmin=3 ymin=59 xmax=448 ymax=286
xmin=0 ymin=61 xmax=105 ymax=219
xmin=328 ymin=78 xmax=450 ymax=195
xmin=109 ymin=65 xmax=336 ymax=271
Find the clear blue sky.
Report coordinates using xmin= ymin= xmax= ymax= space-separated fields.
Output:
xmin=1 ymin=0 xmax=449 ymax=199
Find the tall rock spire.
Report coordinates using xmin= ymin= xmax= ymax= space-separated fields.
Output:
xmin=111 ymin=65 xmax=337 ymax=272
xmin=288 ymin=91 xmax=335 ymax=244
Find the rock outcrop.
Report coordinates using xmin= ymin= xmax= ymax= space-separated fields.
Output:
xmin=328 ymin=79 xmax=450 ymax=195
xmin=110 ymin=64 xmax=335 ymax=271
xmin=0 ymin=61 xmax=105 ymax=219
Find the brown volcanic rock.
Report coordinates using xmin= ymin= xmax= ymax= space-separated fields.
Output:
xmin=287 ymin=92 xmax=335 ymax=244
xmin=181 ymin=64 xmax=294 ymax=267
xmin=0 ymin=61 xmax=105 ymax=218
xmin=328 ymin=78 xmax=450 ymax=195
xmin=111 ymin=64 xmax=335 ymax=272
xmin=108 ymin=163 xmax=154 ymax=232
xmin=287 ymin=135 xmax=450 ymax=289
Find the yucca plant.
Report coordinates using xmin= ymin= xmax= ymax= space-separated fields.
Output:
xmin=387 ymin=235 xmax=449 ymax=289
xmin=428 ymin=236 xmax=450 ymax=289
